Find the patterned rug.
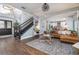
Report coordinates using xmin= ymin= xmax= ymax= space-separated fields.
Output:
xmin=26 ymin=39 xmax=76 ymax=55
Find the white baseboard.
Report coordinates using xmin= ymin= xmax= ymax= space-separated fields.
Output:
xmin=0 ymin=35 xmax=13 ymax=38
xmin=21 ymin=35 xmax=33 ymax=40
xmin=21 ymin=33 xmax=42 ymax=40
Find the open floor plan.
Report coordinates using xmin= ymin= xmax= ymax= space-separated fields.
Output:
xmin=0 ymin=3 xmax=79 ymax=55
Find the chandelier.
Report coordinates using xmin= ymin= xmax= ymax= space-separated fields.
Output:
xmin=42 ymin=3 xmax=49 ymax=12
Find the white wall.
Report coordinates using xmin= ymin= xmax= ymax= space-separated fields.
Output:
xmin=40 ymin=16 xmax=46 ymax=34
xmin=0 ymin=13 xmax=13 ymax=20
xmin=77 ymin=20 xmax=79 ymax=35
xmin=0 ymin=8 xmax=34 ymax=39
xmin=13 ymin=8 xmax=33 ymax=24
xmin=21 ymin=26 xmax=34 ymax=40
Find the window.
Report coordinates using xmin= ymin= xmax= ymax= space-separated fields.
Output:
xmin=52 ymin=23 xmax=57 ymax=27
xmin=0 ymin=21 xmax=4 ymax=28
xmin=61 ymin=21 xmax=67 ymax=28
xmin=7 ymin=21 xmax=12 ymax=28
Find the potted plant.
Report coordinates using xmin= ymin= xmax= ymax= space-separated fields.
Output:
xmin=13 ymin=20 xmax=20 ymax=38
xmin=13 ymin=20 xmax=20 ymax=29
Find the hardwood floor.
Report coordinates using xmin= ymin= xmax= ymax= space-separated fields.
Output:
xmin=0 ymin=37 xmax=47 ymax=55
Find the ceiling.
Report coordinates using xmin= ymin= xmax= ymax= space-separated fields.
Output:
xmin=6 ymin=3 xmax=79 ymax=18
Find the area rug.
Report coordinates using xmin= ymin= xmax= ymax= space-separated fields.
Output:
xmin=26 ymin=39 xmax=76 ymax=55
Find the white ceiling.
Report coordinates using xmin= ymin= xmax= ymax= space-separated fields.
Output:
xmin=7 ymin=3 xmax=79 ymax=18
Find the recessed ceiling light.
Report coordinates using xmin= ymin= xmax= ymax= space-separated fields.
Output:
xmin=21 ymin=6 xmax=26 ymax=9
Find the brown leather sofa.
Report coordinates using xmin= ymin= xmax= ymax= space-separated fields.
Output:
xmin=60 ymin=35 xmax=79 ymax=43
xmin=50 ymin=31 xmax=60 ymax=38
xmin=50 ymin=31 xmax=79 ymax=43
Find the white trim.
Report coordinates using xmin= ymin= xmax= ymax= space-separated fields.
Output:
xmin=0 ymin=35 xmax=13 ymax=38
xmin=21 ymin=35 xmax=33 ymax=40
xmin=21 ymin=33 xmax=42 ymax=40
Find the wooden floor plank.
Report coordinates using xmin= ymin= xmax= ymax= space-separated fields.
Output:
xmin=0 ymin=37 xmax=47 ymax=55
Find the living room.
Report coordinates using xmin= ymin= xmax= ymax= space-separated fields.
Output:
xmin=0 ymin=3 xmax=79 ymax=55
xmin=25 ymin=6 xmax=79 ymax=54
